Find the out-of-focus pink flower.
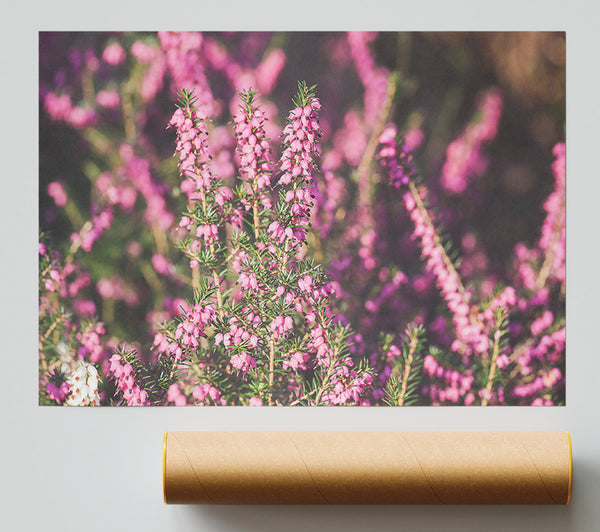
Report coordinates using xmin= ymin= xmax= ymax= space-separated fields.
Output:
xmin=152 ymin=254 xmax=171 ymax=275
xmin=131 ymin=40 xmax=156 ymax=64
xmin=96 ymin=90 xmax=120 ymax=108
xmin=44 ymin=93 xmax=72 ymax=121
xmin=47 ymin=182 xmax=67 ymax=207
xmin=441 ymin=88 xmax=503 ymax=193
xmin=102 ymin=42 xmax=126 ymax=65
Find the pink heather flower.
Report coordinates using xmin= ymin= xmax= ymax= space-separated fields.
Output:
xmin=404 ymin=127 xmax=424 ymax=150
xmin=102 ymin=42 xmax=126 ymax=65
xmin=513 ymin=367 xmax=562 ymax=402
xmin=67 ymin=106 xmax=96 ymax=128
xmin=333 ymin=110 xmax=367 ymax=166
xmin=97 ymin=276 xmax=124 ymax=300
xmin=238 ymin=271 xmax=259 ymax=292
xmin=47 ymin=381 xmax=70 ymax=403
xmin=169 ymin=104 xmax=213 ymax=188
xmin=152 ymin=254 xmax=171 ymax=275
xmin=44 ymin=92 xmax=72 ymax=121
xmin=69 ymin=208 xmax=113 ymax=253
xmin=175 ymin=303 xmax=216 ymax=353
xmin=96 ymin=90 xmax=120 ymax=109
xmin=248 ymin=396 xmax=263 ymax=406
xmin=531 ymin=311 xmax=554 ymax=337
xmin=47 ymin=181 xmax=68 ymax=207
xmin=44 ymin=279 xmax=56 ymax=292
xmin=159 ymin=32 xmax=218 ymax=116
xmin=130 ymin=40 xmax=156 ymax=64
xmin=230 ymin=352 xmax=256 ymax=373
xmin=347 ymin=32 xmax=389 ymax=127
xmin=73 ymin=300 xmax=96 ymax=315
xmin=109 ymin=353 xmax=149 ymax=406
xmin=256 ymin=49 xmax=286 ymax=94
xmin=378 ymin=126 xmax=416 ymax=188
xmin=321 ymin=358 xmax=373 ymax=405
xmin=538 ymin=142 xmax=566 ymax=284
xmin=496 ymin=354 xmax=510 ymax=369
xmin=283 ymin=351 xmax=310 ymax=371
xmin=233 ymin=90 xmax=273 ymax=215
xmin=270 ymin=314 xmax=294 ymax=338
xmin=277 ymin=84 xmax=322 ymax=242
xmin=402 ymin=189 xmax=487 ymax=356
xmin=119 ymin=145 xmax=174 ymax=230
xmin=141 ymin=53 xmax=166 ymax=101
xmin=441 ymin=88 xmax=503 ymax=193
xmin=193 ymin=383 xmax=221 ymax=404
xmin=167 ymin=383 xmax=187 ymax=406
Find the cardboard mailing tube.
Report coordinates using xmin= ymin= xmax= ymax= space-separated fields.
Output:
xmin=163 ymin=431 xmax=572 ymax=505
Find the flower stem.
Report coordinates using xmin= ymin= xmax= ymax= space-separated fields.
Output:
xmin=481 ymin=332 xmax=501 ymax=406
xmin=268 ymin=338 xmax=275 ymax=405
xmin=398 ymin=332 xmax=419 ymax=406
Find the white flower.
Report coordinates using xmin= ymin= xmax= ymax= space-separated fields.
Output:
xmin=65 ymin=362 xmax=101 ymax=406
xmin=57 ymin=341 xmax=74 ymax=374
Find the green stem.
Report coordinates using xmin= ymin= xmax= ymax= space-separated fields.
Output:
xmin=481 ymin=332 xmax=501 ymax=406
xmin=397 ymin=333 xmax=418 ymax=406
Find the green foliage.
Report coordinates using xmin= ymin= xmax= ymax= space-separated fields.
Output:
xmin=383 ymin=322 xmax=425 ymax=406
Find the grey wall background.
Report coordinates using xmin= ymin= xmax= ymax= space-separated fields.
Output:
xmin=2 ymin=1 xmax=599 ymax=530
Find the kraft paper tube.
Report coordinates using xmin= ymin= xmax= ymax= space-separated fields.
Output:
xmin=163 ymin=431 xmax=572 ymax=505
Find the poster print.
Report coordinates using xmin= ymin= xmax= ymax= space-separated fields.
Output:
xmin=39 ymin=32 xmax=565 ymax=406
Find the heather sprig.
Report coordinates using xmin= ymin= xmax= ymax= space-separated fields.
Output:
xmin=138 ymin=82 xmax=372 ymax=406
xmin=383 ymin=323 xmax=426 ymax=406
xmin=377 ymin=123 xmax=564 ymax=406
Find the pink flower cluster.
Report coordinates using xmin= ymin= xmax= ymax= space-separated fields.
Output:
xmin=97 ymin=275 xmax=139 ymax=306
xmin=283 ymin=351 xmax=310 ymax=371
xmin=77 ymin=322 xmax=106 ymax=363
xmin=215 ymin=314 xmax=259 ymax=374
xmin=131 ymin=39 xmax=166 ymax=101
xmin=347 ymin=32 xmax=389 ymax=127
xmin=378 ymin=126 xmax=416 ymax=188
xmin=166 ymin=382 xmax=226 ymax=405
xmin=539 ymin=142 xmax=566 ymax=284
xmin=109 ymin=354 xmax=149 ymax=406
xmin=441 ymin=88 xmax=503 ymax=193
xmin=279 ymin=93 xmax=322 ymax=241
xmin=232 ymin=92 xmax=273 ymax=216
xmin=46 ymin=381 xmax=70 ymax=403
xmin=175 ymin=303 xmax=217 ymax=352
xmin=169 ymin=106 xmax=210 ymax=185
xmin=513 ymin=367 xmax=562 ymax=403
xmin=120 ymin=145 xmax=174 ymax=230
xmin=215 ymin=315 xmax=259 ymax=349
xmin=403 ymin=189 xmax=488 ymax=355
xmin=70 ymin=208 xmax=113 ymax=253
xmin=96 ymin=90 xmax=120 ymax=109
xmin=158 ymin=31 xmax=218 ymax=116
xmin=321 ymin=359 xmax=374 ymax=405
xmin=169 ymin=95 xmax=229 ymax=272
xmin=44 ymin=92 xmax=96 ymax=129
xmin=423 ymin=355 xmax=476 ymax=405
xmin=102 ymin=42 xmax=126 ymax=66
xmin=516 ymin=327 xmax=565 ymax=373
xmin=47 ymin=182 xmax=68 ymax=207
